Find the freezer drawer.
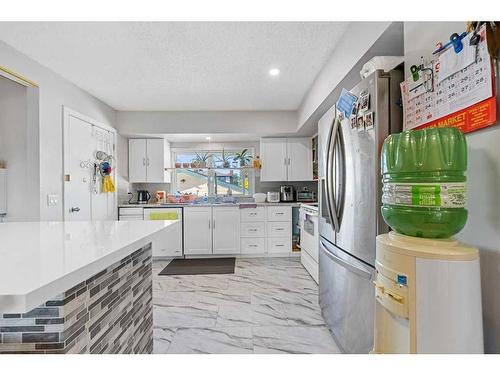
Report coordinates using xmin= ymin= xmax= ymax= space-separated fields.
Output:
xmin=319 ymin=238 xmax=375 ymax=353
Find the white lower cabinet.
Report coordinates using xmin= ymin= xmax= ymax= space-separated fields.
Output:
xmin=184 ymin=206 xmax=240 ymax=255
xmin=241 ymin=237 xmax=266 ymax=255
xmin=213 ymin=207 xmax=240 ymax=255
xmin=184 ymin=207 xmax=213 ymax=255
xmin=241 ymin=222 xmax=266 ymax=237
xmin=268 ymin=237 xmax=292 ymax=254
xmin=267 ymin=221 xmax=292 ymax=237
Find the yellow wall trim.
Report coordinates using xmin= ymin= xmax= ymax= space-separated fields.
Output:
xmin=0 ymin=65 xmax=38 ymax=87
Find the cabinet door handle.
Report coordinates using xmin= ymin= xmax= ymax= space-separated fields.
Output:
xmin=143 ymin=158 xmax=146 ymax=166
xmin=213 ymin=219 xmax=215 ymax=229
xmin=146 ymin=158 xmax=150 ymax=166
xmin=208 ymin=220 xmax=211 ymax=229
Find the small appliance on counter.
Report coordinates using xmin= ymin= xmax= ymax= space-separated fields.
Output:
xmin=296 ymin=188 xmax=317 ymax=203
xmin=267 ymin=191 xmax=280 ymax=203
xmin=155 ymin=190 xmax=166 ymax=204
xmin=280 ymin=185 xmax=295 ymax=202
xmin=253 ymin=193 xmax=267 ymax=203
xmin=137 ymin=190 xmax=151 ymax=204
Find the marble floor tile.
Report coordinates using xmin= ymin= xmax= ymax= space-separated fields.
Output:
xmin=153 ymin=290 xmax=195 ymax=307
xmin=216 ymin=302 xmax=289 ymax=327
xmin=167 ymin=327 xmax=253 ymax=354
xmin=152 ymin=257 xmax=340 ymax=354
xmin=191 ymin=288 xmax=251 ymax=306
xmin=251 ymin=287 xmax=318 ymax=307
xmin=153 ymin=327 xmax=177 ymax=353
xmin=253 ymin=325 xmax=341 ymax=354
xmin=153 ymin=303 xmax=218 ymax=328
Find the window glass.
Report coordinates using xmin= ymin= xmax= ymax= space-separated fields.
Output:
xmin=172 ymin=149 xmax=254 ymax=197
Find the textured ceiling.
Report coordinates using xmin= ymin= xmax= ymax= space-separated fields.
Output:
xmin=0 ymin=22 xmax=349 ymax=111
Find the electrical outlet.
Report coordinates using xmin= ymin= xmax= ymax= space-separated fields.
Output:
xmin=47 ymin=194 xmax=59 ymax=207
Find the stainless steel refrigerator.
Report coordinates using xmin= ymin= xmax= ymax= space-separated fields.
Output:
xmin=318 ymin=69 xmax=403 ymax=353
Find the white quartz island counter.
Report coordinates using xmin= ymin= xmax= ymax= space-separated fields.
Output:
xmin=0 ymin=220 xmax=178 ymax=314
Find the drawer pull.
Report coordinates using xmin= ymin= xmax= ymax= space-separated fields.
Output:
xmin=276 ymin=212 xmax=284 ymax=215
xmin=275 ymin=228 xmax=284 ymax=231
xmin=249 ymin=244 xmax=258 ymax=248
xmin=276 ymin=244 xmax=285 ymax=247
xmin=249 ymin=229 xmax=258 ymax=232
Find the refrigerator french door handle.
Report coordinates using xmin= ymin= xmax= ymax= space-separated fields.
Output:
xmin=320 ymin=240 xmax=373 ymax=280
xmin=327 ymin=116 xmax=341 ymax=232
xmin=336 ymin=124 xmax=346 ymax=227
xmin=324 ymin=121 xmax=336 ymax=231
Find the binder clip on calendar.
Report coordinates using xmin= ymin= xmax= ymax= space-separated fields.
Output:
xmin=433 ymin=32 xmax=467 ymax=55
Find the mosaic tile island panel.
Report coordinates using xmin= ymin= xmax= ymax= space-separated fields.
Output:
xmin=0 ymin=244 xmax=153 ymax=354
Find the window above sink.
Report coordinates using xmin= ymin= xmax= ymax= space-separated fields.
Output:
xmin=171 ymin=148 xmax=256 ymax=197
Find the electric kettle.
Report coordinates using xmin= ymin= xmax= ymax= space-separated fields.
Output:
xmin=137 ymin=190 xmax=151 ymax=204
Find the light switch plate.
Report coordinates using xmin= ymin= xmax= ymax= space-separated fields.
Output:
xmin=47 ymin=194 xmax=59 ymax=207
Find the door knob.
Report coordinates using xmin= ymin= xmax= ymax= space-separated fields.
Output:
xmin=70 ymin=207 xmax=80 ymax=213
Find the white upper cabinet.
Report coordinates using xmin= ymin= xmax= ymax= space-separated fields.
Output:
xmin=128 ymin=138 xmax=171 ymax=183
xmin=213 ymin=207 xmax=241 ymax=254
xmin=260 ymin=137 xmax=313 ymax=182
xmin=128 ymin=139 xmax=147 ymax=183
xmin=287 ymin=138 xmax=313 ymax=181
xmin=260 ymin=138 xmax=288 ymax=182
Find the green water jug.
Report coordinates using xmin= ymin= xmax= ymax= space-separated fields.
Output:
xmin=380 ymin=127 xmax=468 ymax=238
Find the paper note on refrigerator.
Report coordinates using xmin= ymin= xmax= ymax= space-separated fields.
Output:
xmin=336 ymin=88 xmax=358 ymax=117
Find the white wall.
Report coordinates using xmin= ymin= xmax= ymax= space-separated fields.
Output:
xmin=0 ymin=40 xmax=117 ymax=221
xmin=0 ymin=76 xmax=34 ymax=221
xmin=116 ymin=111 xmax=297 ymax=137
xmin=404 ymin=22 xmax=500 ymax=353
xmin=297 ymin=22 xmax=392 ymax=129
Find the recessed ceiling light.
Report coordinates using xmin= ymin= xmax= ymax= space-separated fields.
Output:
xmin=205 ymin=136 xmax=211 ymax=141
xmin=269 ymin=68 xmax=280 ymax=77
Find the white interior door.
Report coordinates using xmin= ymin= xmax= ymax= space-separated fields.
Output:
xmin=287 ymin=138 xmax=313 ymax=181
xmin=213 ymin=207 xmax=240 ymax=254
xmin=64 ymin=115 xmax=93 ymax=221
xmin=63 ymin=108 xmax=117 ymax=221
xmin=184 ymin=207 xmax=212 ymax=255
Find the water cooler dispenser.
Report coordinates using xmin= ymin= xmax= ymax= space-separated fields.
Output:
xmin=373 ymin=232 xmax=483 ymax=353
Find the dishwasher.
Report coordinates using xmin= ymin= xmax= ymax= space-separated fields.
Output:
xmin=143 ymin=207 xmax=183 ymax=258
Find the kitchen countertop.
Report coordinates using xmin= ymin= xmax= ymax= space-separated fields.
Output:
xmin=0 ymin=220 xmax=179 ymax=313
xmin=119 ymin=202 xmax=305 ymax=208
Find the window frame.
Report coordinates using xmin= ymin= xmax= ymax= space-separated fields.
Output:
xmin=170 ymin=146 xmax=256 ymax=197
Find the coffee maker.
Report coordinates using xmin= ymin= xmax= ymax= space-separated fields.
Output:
xmin=280 ymin=185 xmax=294 ymax=202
